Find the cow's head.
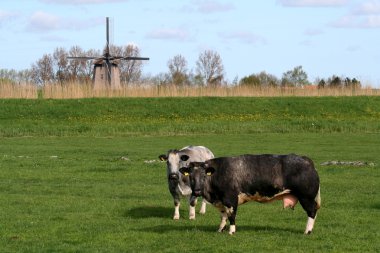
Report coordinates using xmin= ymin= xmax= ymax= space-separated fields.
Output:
xmin=159 ymin=150 xmax=190 ymax=182
xmin=179 ymin=161 xmax=215 ymax=197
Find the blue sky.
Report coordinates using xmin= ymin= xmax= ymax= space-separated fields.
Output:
xmin=1 ymin=0 xmax=379 ymax=87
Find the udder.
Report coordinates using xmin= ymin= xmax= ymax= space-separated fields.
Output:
xmin=283 ymin=194 xmax=298 ymax=209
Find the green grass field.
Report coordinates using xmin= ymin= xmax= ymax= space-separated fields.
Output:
xmin=0 ymin=97 xmax=379 ymax=252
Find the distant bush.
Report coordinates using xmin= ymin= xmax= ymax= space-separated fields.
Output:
xmin=318 ymin=75 xmax=361 ymax=89
xmin=239 ymin=71 xmax=279 ymax=87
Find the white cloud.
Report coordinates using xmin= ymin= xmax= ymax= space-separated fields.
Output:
xmin=330 ymin=14 xmax=380 ymax=28
xmin=29 ymin=11 xmax=61 ymax=31
xmin=0 ymin=10 xmax=19 ymax=24
xmin=362 ymin=15 xmax=380 ymax=28
xmin=353 ymin=0 xmax=380 ymax=15
xmin=192 ymin=0 xmax=234 ymax=13
xmin=329 ymin=1 xmax=380 ymax=29
xmin=304 ymin=28 xmax=324 ymax=36
xmin=219 ymin=31 xmax=266 ymax=44
xmin=40 ymin=34 xmax=67 ymax=42
xmin=299 ymin=40 xmax=313 ymax=46
xmin=330 ymin=15 xmax=357 ymax=28
xmin=278 ymin=0 xmax=348 ymax=7
xmin=146 ymin=28 xmax=190 ymax=41
xmin=40 ymin=0 xmax=128 ymax=4
xmin=346 ymin=45 xmax=361 ymax=52
xmin=27 ymin=11 xmax=103 ymax=32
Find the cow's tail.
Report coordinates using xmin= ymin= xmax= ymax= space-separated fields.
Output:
xmin=315 ymin=186 xmax=321 ymax=209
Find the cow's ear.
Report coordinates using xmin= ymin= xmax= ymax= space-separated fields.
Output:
xmin=180 ymin=155 xmax=190 ymax=161
xmin=159 ymin=154 xmax=168 ymax=161
xmin=205 ymin=167 xmax=215 ymax=176
xmin=179 ymin=167 xmax=191 ymax=176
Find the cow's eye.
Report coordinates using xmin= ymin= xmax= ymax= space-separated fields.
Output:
xmin=180 ymin=167 xmax=190 ymax=176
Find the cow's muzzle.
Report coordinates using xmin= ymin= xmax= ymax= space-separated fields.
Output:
xmin=193 ymin=190 xmax=202 ymax=197
xmin=168 ymin=173 xmax=179 ymax=181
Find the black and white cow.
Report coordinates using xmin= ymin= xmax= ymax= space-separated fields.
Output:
xmin=159 ymin=146 xmax=214 ymax=220
xmin=179 ymin=154 xmax=321 ymax=234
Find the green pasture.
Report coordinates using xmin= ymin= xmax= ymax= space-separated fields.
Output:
xmin=0 ymin=97 xmax=379 ymax=252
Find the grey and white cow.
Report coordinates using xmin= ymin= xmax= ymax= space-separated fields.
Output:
xmin=159 ymin=146 xmax=214 ymax=220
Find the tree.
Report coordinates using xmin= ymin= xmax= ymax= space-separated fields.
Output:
xmin=239 ymin=71 xmax=279 ymax=87
xmin=167 ymin=54 xmax=189 ymax=86
xmin=0 ymin=69 xmax=17 ymax=83
xmin=329 ymin=75 xmax=342 ymax=87
xmin=317 ymin=78 xmax=326 ymax=89
xmin=256 ymin=71 xmax=279 ymax=86
xmin=281 ymin=65 xmax=309 ymax=87
xmin=53 ymin=47 xmax=69 ymax=84
xmin=67 ymin=45 xmax=86 ymax=82
xmin=318 ymin=75 xmax=361 ymax=89
xmin=147 ymin=72 xmax=171 ymax=86
xmin=116 ymin=44 xmax=145 ymax=84
xmin=31 ymin=54 xmax=54 ymax=85
xmin=350 ymin=78 xmax=361 ymax=88
xmin=82 ymin=48 xmax=99 ymax=83
xmin=196 ymin=50 xmax=224 ymax=86
xmin=344 ymin=77 xmax=361 ymax=88
xmin=239 ymin=74 xmax=260 ymax=86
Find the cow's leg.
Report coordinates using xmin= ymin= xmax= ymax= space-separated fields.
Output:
xmin=213 ymin=202 xmax=227 ymax=232
xmin=219 ymin=210 xmax=228 ymax=232
xmin=173 ymin=197 xmax=180 ymax=220
xmin=299 ymin=197 xmax=318 ymax=234
xmin=305 ymin=215 xmax=317 ymax=234
xmin=226 ymin=206 xmax=238 ymax=235
xmin=189 ymin=195 xmax=197 ymax=220
xmin=223 ymin=198 xmax=238 ymax=235
xmin=199 ymin=198 xmax=207 ymax=214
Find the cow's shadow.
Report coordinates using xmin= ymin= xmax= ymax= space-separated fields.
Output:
xmin=124 ymin=206 xmax=173 ymax=219
xmin=134 ymin=223 xmax=300 ymax=234
xmin=125 ymin=206 xmax=301 ymax=234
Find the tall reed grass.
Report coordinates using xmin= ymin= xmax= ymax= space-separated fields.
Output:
xmin=1 ymin=81 xmax=379 ymax=99
xmin=0 ymin=82 xmax=38 ymax=99
xmin=41 ymin=82 xmax=380 ymax=98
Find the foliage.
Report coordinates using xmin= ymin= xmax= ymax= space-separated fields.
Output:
xmin=196 ymin=50 xmax=225 ymax=86
xmin=167 ymin=54 xmax=189 ymax=86
xmin=318 ymin=75 xmax=362 ymax=89
xmin=2 ymin=48 xmax=368 ymax=88
xmin=21 ymin=45 xmax=147 ymax=85
xmin=239 ymin=71 xmax=279 ymax=87
xmin=113 ymin=44 xmax=145 ymax=84
xmin=281 ymin=65 xmax=309 ymax=87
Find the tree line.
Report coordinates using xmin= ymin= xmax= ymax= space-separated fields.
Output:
xmin=1 ymin=44 xmax=361 ymax=89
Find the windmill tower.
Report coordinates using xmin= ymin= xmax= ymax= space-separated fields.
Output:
xmin=68 ymin=17 xmax=149 ymax=89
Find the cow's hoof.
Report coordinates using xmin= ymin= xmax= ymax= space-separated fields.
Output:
xmin=228 ymin=225 xmax=236 ymax=235
xmin=304 ymin=230 xmax=312 ymax=235
xmin=189 ymin=216 xmax=195 ymax=220
xmin=199 ymin=210 xmax=206 ymax=215
xmin=173 ymin=216 xmax=180 ymax=220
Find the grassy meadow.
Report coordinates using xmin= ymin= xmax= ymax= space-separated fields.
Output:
xmin=0 ymin=97 xmax=379 ymax=252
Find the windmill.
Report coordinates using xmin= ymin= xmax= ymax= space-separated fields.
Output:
xmin=67 ymin=17 xmax=149 ymax=89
